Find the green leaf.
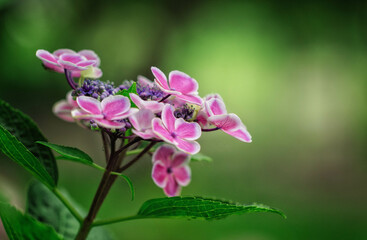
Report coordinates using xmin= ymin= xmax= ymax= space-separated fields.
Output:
xmin=0 ymin=202 xmax=62 ymax=240
xmin=115 ymin=82 xmax=138 ymax=108
xmin=137 ymin=197 xmax=286 ymax=220
xmin=191 ymin=153 xmax=213 ymax=162
xmin=38 ymin=142 xmax=135 ymax=200
xmin=26 ymin=181 xmax=113 ymax=240
xmin=0 ymin=125 xmax=55 ymax=189
xmin=0 ymin=99 xmax=58 ymax=184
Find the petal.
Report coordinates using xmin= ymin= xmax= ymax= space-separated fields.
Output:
xmin=152 ymin=118 xmax=175 ymax=143
xmin=71 ymin=109 xmax=103 ymax=120
xmin=129 ymin=109 xmax=155 ymax=131
xmin=171 ymin=152 xmax=190 ymax=167
xmin=164 ymin=175 xmax=181 ymax=197
xmin=205 ymin=98 xmax=227 ymax=116
xmin=176 ymin=94 xmax=203 ymax=106
xmin=152 ymin=161 xmax=168 ymax=188
xmin=161 ymin=104 xmax=176 ymax=132
xmin=204 ymin=93 xmax=223 ymax=102
xmin=43 ymin=62 xmax=64 ymax=73
xmin=207 ymin=113 xmax=242 ymax=131
xmin=109 ymin=108 xmax=139 ymax=121
xmin=169 ymin=70 xmax=198 ymax=94
xmin=174 ymin=118 xmax=201 ymax=140
xmin=94 ymin=119 xmax=126 ymax=129
xmin=78 ymin=49 xmax=101 ymax=66
xmin=137 ymin=75 xmax=154 ymax=87
xmin=196 ymin=110 xmax=209 ymax=128
xmin=132 ymin=129 xmax=156 ymax=139
xmin=223 ymin=126 xmax=252 ymax=143
xmin=151 ymin=67 xmax=169 ymax=90
xmin=130 ymin=93 xmax=164 ymax=113
xmin=53 ymin=49 xmax=76 ymax=57
xmin=76 ymin=60 xmax=97 ymax=68
xmin=36 ymin=50 xmax=59 ymax=66
xmin=66 ymin=91 xmax=78 ymax=108
xmin=59 ymin=54 xmax=89 ymax=70
xmin=101 ymin=95 xmax=130 ymax=120
xmin=175 ymin=138 xmax=200 ymax=155
xmin=52 ymin=100 xmax=74 ymax=122
xmin=173 ymin=166 xmax=191 ymax=186
xmin=76 ymin=96 xmax=102 ymax=115
xmin=153 ymin=145 xmax=176 ymax=164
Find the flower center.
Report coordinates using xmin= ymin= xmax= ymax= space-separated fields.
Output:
xmin=166 ymin=167 xmax=173 ymax=174
xmin=171 ymin=132 xmax=177 ymax=138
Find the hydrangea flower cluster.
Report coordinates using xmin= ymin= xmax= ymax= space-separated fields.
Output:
xmin=37 ymin=48 xmax=252 ymax=197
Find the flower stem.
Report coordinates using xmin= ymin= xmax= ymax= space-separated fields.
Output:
xmin=92 ymin=215 xmax=142 ymax=227
xmin=53 ymin=188 xmax=83 ymax=223
xmin=159 ymin=94 xmax=171 ymax=102
xmin=201 ymin=127 xmax=220 ymax=132
xmin=64 ymin=69 xmax=77 ymax=89
xmin=119 ymin=142 xmax=157 ymax=172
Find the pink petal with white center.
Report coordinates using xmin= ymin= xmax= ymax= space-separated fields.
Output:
xmin=71 ymin=109 xmax=103 ymax=120
xmin=153 ymin=145 xmax=176 ymax=164
xmin=207 ymin=113 xmax=242 ymax=131
xmin=164 ymin=175 xmax=181 ymax=197
xmin=169 ymin=70 xmax=199 ymax=94
xmin=77 ymin=96 xmax=102 ymax=115
xmin=176 ymin=94 xmax=203 ymax=106
xmin=109 ymin=108 xmax=139 ymax=121
xmin=205 ymin=98 xmax=227 ymax=117
xmin=223 ymin=126 xmax=252 ymax=143
xmin=173 ymin=166 xmax=191 ymax=186
xmin=175 ymin=138 xmax=200 ymax=155
xmin=152 ymin=118 xmax=175 ymax=143
xmin=174 ymin=118 xmax=201 ymax=140
xmin=129 ymin=93 xmax=164 ymax=113
xmin=151 ymin=67 xmax=169 ymax=90
xmin=52 ymin=100 xmax=74 ymax=122
xmin=59 ymin=54 xmax=90 ymax=70
xmin=101 ymin=95 xmax=130 ymax=120
xmin=78 ymin=50 xmax=101 ymax=66
xmin=129 ymin=109 xmax=155 ymax=131
xmin=94 ymin=119 xmax=126 ymax=129
xmin=53 ymin=49 xmax=76 ymax=57
xmin=152 ymin=161 xmax=168 ymax=188
xmin=161 ymin=105 xmax=176 ymax=132
xmin=43 ymin=62 xmax=64 ymax=73
xmin=36 ymin=50 xmax=59 ymax=66
xmin=171 ymin=152 xmax=190 ymax=167
xmin=59 ymin=53 xmax=86 ymax=63
xmin=76 ymin=60 xmax=97 ymax=68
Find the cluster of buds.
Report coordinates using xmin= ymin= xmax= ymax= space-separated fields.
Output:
xmin=36 ymin=49 xmax=252 ymax=197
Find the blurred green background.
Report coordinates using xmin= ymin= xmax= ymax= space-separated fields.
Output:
xmin=1 ymin=0 xmax=367 ymax=239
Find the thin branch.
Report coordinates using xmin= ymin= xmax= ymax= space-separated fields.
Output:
xmin=201 ymin=127 xmax=220 ymax=132
xmin=114 ymin=137 xmax=141 ymax=156
xmin=159 ymin=94 xmax=171 ymax=102
xmin=119 ymin=142 xmax=157 ymax=172
xmin=53 ymin=188 xmax=83 ymax=223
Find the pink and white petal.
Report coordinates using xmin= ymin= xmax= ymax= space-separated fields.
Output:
xmin=76 ymin=60 xmax=97 ymax=68
xmin=53 ymin=49 xmax=76 ymax=57
xmin=207 ymin=113 xmax=242 ymax=131
xmin=52 ymin=100 xmax=74 ymax=122
xmin=101 ymin=95 xmax=130 ymax=120
xmin=129 ymin=109 xmax=155 ymax=131
xmin=137 ymin=75 xmax=154 ymax=87
xmin=175 ymin=138 xmax=200 ymax=155
xmin=94 ymin=119 xmax=126 ymax=129
xmin=205 ymin=98 xmax=227 ymax=116
xmin=173 ymin=166 xmax=191 ymax=186
xmin=151 ymin=67 xmax=169 ymax=90
xmin=174 ymin=118 xmax=201 ymax=140
xmin=76 ymin=96 xmax=102 ymax=114
xmin=71 ymin=109 xmax=103 ymax=120
xmin=59 ymin=54 xmax=89 ymax=70
xmin=142 ymin=101 xmax=164 ymax=113
xmin=196 ymin=110 xmax=209 ymax=128
xmin=109 ymin=108 xmax=139 ymax=121
xmin=43 ymin=62 xmax=64 ymax=73
xmin=66 ymin=91 xmax=78 ymax=108
xmin=152 ymin=161 xmax=168 ymax=188
xmin=71 ymin=71 xmax=81 ymax=78
xmin=176 ymin=94 xmax=203 ymax=106
xmin=204 ymin=93 xmax=223 ymax=102
xmin=78 ymin=50 xmax=101 ymax=66
xmin=36 ymin=50 xmax=59 ymax=66
xmin=152 ymin=118 xmax=175 ymax=143
xmin=132 ymin=129 xmax=156 ymax=140
xmin=163 ymin=175 xmax=181 ymax=197
xmin=154 ymin=79 xmax=182 ymax=95
xmin=59 ymin=60 xmax=86 ymax=71
xmin=153 ymin=145 xmax=176 ymax=164
xmin=223 ymin=126 xmax=252 ymax=143
xmin=172 ymin=152 xmax=190 ymax=167
xmin=129 ymin=93 xmax=145 ymax=109
xmin=169 ymin=70 xmax=198 ymax=94
xmin=161 ymin=105 xmax=176 ymax=132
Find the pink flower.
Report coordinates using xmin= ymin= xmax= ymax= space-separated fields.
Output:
xmin=152 ymin=145 xmax=191 ymax=197
xmin=71 ymin=95 xmax=138 ymax=129
xmin=129 ymin=109 xmax=157 ymax=139
xmin=137 ymin=75 xmax=154 ymax=88
xmin=204 ymin=94 xmax=252 ymax=142
xmin=151 ymin=67 xmax=203 ymax=105
xmin=36 ymin=49 xmax=102 ymax=78
xmin=152 ymin=105 xmax=201 ymax=154
xmin=52 ymin=91 xmax=79 ymax=122
xmin=129 ymin=93 xmax=164 ymax=113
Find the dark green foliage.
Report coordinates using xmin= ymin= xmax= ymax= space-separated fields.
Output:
xmin=0 ymin=100 xmax=58 ymax=183
xmin=0 ymin=202 xmax=62 ymax=240
xmin=138 ymin=196 xmax=285 ymax=220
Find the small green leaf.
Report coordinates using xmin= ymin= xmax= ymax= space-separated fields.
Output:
xmin=38 ymin=142 xmax=135 ymax=200
xmin=0 ymin=99 xmax=58 ymax=184
xmin=191 ymin=153 xmax=213 ymax=162
xmin=137 ymin=197 xmax=285 ymax=220
xmin=115 ymin=82 xmax=138 ymax=108
xmin=0 ymin=202 xmax=62 ymax=240
xmin=26 ymin=181 xmax=114 ymax=240
xmin=0 ymin=125 xmax=55 ymax=189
